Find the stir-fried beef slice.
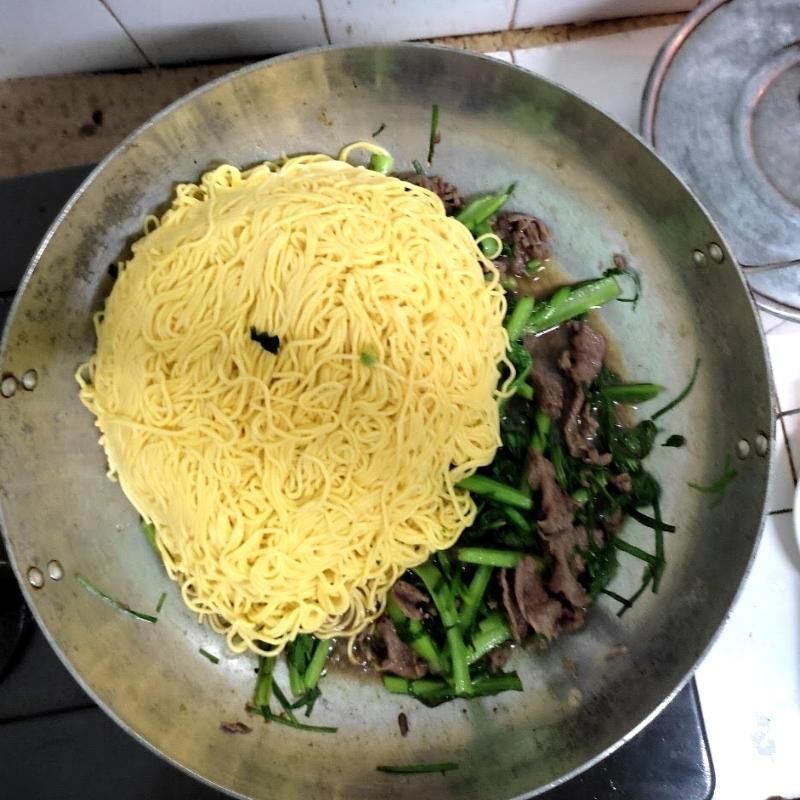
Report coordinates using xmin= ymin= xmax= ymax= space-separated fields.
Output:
xmin=560 ymin=321 xmax=606 ymax=386
xmin=514 ymin=555 xmax=563 ymax=641
xmin=221 ymin=721 xmax=252 ymax=734
xmin=487 ymin=645 xmax=512 ymax=673
xmin=546 ymin=525 xmax=590 ymax=609
xmin=558 ymin=606 xmax=587 ymax=633
xmin=527 ymin=450 xmax=577 ymax=537
xmin=563 ymin=386 xmax=612 ymax=466
xmin=377 ymin=618 xmax=427 ymax=679
xmin=525 ymin=327 xmax=572 ymax=419
xmin=609 ymin=472 xmax=632 ymax=493
xmin=391 ymin=580 xmax=429 ymax=621
xmin=397 ymin=173 xmax=464 ymax=215
xmin=499 ymin=568 xmax=528 ymax=643
xmin=494 ymin=212 xmax=551 ymax=276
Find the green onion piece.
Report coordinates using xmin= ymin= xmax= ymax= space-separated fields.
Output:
xmin=688 ymin=457 xmax=737 ymax=495
xmin=360 ymin=351 xmax=377 ymax=366
xmin=628 ymin=508 xmax=676 ymax=533
xmin=377 ymin=762 xmax=458 ymax=775
xmin=75 ymin=575 xmax=158 ymax=623
xmin=412 ymin=159 xmax=425 ymax=175
xmin=155 ymin=592 xmax=167 ymax=613
xmin=254 ymin=656 xmax=276 ymax=708
xmin=662 ymin=434 xmax=686 ymax=448
xmin=272 ymin=681 xmax=299 ymax=723
xmin=614 ymin=538 xmax=657 ymax=565
xmin=368 ymin=152 xmax=394 ymax=175
xmin=199 ymin=648 xmax=219 ymax=664
xmin=456 ymin=475 xmax=533 ymax=510
xmin=412 ymin=562 xmax=472 ymax=696
xmin=458 ymin=564 xmax=493 ymax=632
xmin=525 ymin=276 xmax=620 ymax=334
xmin=472 ymin=672 xmax=523 ymax=696
xmin=383 ymin=675 xmax=411 ymax=694
xmin=652 ymin=358 xmax=700 ymax=421
xmin=475 ymin=222 xmax=503 ymax=259
xmin=505 ymin=296 xmax=535 ymax=342
xmin=372 ymin=122 xmax=386 ymax=137
xmin=651 ymin=496 xmax=666 ymax=592
xmin=456 ymin=547 xmax=528 ymax=569
xmin=141 ymin=519 xmax=158 ymax=553
xmin=526 ymin=258 xmax=543 ymax=273
xmin=549 ymin=285 xmax=571 ymax=308
xmin=256 ymin=707 xmax=337 ymax=734
xmin=466 ymin=612 xmax=512 ymax=664
xmin=601 ymin=383 xmax=664 ymax=404
xmin=427 ymin=103 xmax=440 ymax=164
xmin=303 ymin=638 xmax=332 ymax=692
xmin=456 ymin=183 xmax=516 ymax=232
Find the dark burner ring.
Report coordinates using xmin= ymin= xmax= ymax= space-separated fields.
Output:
xmin=0 ymin=542 xmax=29 ymax=678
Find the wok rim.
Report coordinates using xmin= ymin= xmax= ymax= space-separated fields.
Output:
xmin=0 ymin=41 xmax=774 ymax=800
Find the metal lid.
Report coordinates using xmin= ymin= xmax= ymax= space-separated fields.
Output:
xmin=641 ymin=0 xmax=800 ymax=320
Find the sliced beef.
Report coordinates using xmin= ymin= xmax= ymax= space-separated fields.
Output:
xmin=563 ymin=386 xmax=612 ymax=466
xmin=397 ymin=173 xmax=464 ymax=215
xmin=558 ymin=606 xmax=587 ymax=633
xmin=499 ymin=568 xmax=528 ymax=643
xmin=527 ymin=450 xmax=577 ymax=537
xmin=547 ymin=525 xmax=590 ymax=609
xmin=377 ymin=618 xmax=427 ymax=680
xmin=494 ymin=213 xmax=551 ymax=276
xmin=525 ymin=327 xmax=572 ymax=420
xmin=514 ymin=555 xmax=563 ymax=640
xmin=560 ymin=322 xmax=606 ymax=386
xmin=609 ymin=472 xmax=632 ymax=493
xmin=487 ymin=645 xmax=512 ymax=673
xmin=391 ymin=580 xmax=428 ymax=621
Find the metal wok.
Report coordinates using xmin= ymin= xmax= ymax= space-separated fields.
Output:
xmin=0 ymin=44 xmax=773 ymax=799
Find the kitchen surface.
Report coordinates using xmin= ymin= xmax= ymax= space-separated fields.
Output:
xmin=1 ymin=3 xmax=799 ymax=799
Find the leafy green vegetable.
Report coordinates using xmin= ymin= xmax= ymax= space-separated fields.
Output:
xmin=601 ymin=383 xmax=663 ymax=404
xmin=199 ymin=648 xmax=219 ymax=664
xmin=688 ymin=457 xmax=737 ymax=495
xmin=368 ymin=152 xmax=394 ymax=175
xmin=457 ymin=475 xmax=533 ymax=510
xmin=525 ymin=276 xmax=620 ymax=334
xmin=141 ymin=519 xmax=158 ymax=553
xmin=662 ymin=434 xmax=686 ymax=448
xmin=456 ymin=184 xmax=516 ymax=232
xmin=254 ymin=656 xmax=275 ymax=708
xmin=360 ymin=351 xmax=377 ymax=365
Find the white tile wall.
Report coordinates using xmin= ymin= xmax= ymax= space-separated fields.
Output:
xmin=322 ymin=0 xmax=514 ymax=44
xmin=104 ymin=0 xmax=327 ymax=65
xmin=512 ymin=25 xmax=677 ymax=130
xmin=514 ymin=0 xmax=697 ymax=29
xmin=0 ymin=0 xmax=146 ymax=79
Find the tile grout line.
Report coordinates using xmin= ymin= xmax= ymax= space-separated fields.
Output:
xmin=97 ymin=0 xmax=154 ymax=68
xmin=508 ymin=0 xmax=521 ymax=31
xmin=779 ymin=414 xmax=798 ymax=485
xmin=316 ymin=0 xmax=332 ymax=46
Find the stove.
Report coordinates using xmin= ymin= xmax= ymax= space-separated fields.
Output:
xmin=0 ymin=164 xmax=714 ymax=800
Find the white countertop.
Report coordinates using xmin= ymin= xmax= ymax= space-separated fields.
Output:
xmin=488 ymin=25 xmax=800 ymax=800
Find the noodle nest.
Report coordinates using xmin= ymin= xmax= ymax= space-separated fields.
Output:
xmin=78 ymin=147 xmax=510 ymax=654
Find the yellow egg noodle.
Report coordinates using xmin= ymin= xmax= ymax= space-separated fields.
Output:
xmin=77 ymin=143 xmax=512 ymax=655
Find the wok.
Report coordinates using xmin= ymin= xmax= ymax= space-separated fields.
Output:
xmin=0 ymin=44 xmax=773 ymax=798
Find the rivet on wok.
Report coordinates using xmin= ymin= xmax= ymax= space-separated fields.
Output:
xmin=707 ymin=243 xmax=724 ymax=263
xmin=0 ymin=375 xmax=17 ymax=398
xmin=21 ymin=369 xmax=38 ymax=391
xmin=692 ymin=250 xmax=706 ymax=267
xmin=27 ymin=566 xmax=44 ymax=589
xmin=47 ymin=560 xmax=64 ymax=581
xmin=754 ymin=434 xmax=768 ymax=457
xmin=736 ymin=438 xmax=751 ymax=459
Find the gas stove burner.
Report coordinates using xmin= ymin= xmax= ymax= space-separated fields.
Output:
xmin=0 ymin=541 xmax=29 ymax=678
xmin=641 ymin=0 xmax=800 ymax=321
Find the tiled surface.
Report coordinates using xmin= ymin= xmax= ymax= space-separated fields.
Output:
xmin=0 ymin=0 xmax=147 ymax=79
xmin=767 ymin=319 xmax=800 ymax=413
xmin=512 ymin=24 xmax=678 ymax=130
xmin=514 ymin=0 xmax=697 ymax=28
xmin=104 ymin=0 xmax=327 ymax=65
xmin=323 ymin=0 xmax=515 ymax=44
xmin=695 ymin=513 xmax=800 ymax=800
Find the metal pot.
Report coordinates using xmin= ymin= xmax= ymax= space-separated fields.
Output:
xmin=0 ymin=44 xmax=773 ymax=799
